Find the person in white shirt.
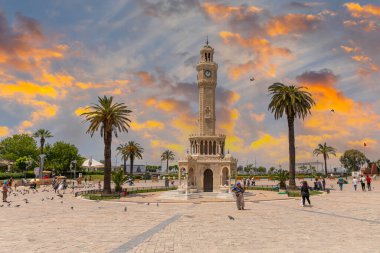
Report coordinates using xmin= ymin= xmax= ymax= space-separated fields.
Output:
xmin=352 ymin=177 xmax=358 ymax=191
xmin=360 ymin=175 xmax=366 ymax=191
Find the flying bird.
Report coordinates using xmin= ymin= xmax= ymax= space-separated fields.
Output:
xmin=330 ymin=109 xmax=335 ymax=112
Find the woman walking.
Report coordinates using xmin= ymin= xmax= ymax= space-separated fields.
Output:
xmin=360 ymin=175 xmax=366 ymax=191
xmin=301 ymin=181 xmax=311 ymax=207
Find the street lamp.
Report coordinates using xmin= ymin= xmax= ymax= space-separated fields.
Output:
xmin=71 ymin=160 xmax=77 ymax=179
xmin=39 ymin=154 xmax=46 ymax=179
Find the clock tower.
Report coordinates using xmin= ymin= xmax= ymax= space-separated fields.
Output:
xmin=178 ymin=41 xmax=237 ymax=194
xmin=196 ymin=42 xmax=218 ymax=136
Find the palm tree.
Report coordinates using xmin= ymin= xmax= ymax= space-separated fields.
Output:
xmin=116 ymin=143 xmax=128 ymax=174
xmin=123 ymin=141 xmax=144 ymax=175
xmin=268 ymin=83 xmax=315 ymax=189
xmin=81 ymin=96 xmax=132 ymax=194
xmin=32 ymin=129 xmax=53 ymax=154
xmin=313 ymin=142 xmax=336 ymax=177
xmin=161 ymin=150 xmax=175 ymax=174
xmin=111 ymin=169 xmax=129 ymax=192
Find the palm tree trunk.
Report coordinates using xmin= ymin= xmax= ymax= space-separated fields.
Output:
xmin=166 ymin=159 xmax=169 ymax=174
xmin=130 ymin=157 xmax=134 ymax=175
xmin=123 ymin=157 xmax=127 ymax=174
xmin=103 ymin=129 xmax=112 ymax=194
xmin=324 ymin=154 xmax=328 ymax=177
xmin=287 ymin=116 xmax=296 ymax=190
xmin=40 ymin=137 xmax=45 ymax=154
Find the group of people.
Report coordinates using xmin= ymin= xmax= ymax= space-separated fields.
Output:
xmin=314 ymin=177 xmax=326 ymax=191
xmin=52 ymin=177 xmax=67 ymax=194
xmin=242 ymin=177 xmax=255 ymax=187
xmin=352 ymin=175 xmax=372 ymax=191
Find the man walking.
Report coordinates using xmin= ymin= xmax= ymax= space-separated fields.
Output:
xmin=2 ymin=180 xmax=8 ymax=202
xmin=360 ymin=175 xmax=366 ymax=191
xmin=366 ymin=175 xmax=372 ymax=191
xmin=352 ymin=176 xmax=358 ymax=191
xmin=232 ymin=182 xmax=245 ymax=210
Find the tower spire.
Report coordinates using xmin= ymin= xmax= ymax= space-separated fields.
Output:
xmin=206 ymin=35 xmax=209 ymax=46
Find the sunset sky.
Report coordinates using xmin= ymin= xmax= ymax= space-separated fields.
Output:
xmin=0 ymin=0 xmax=379 ymax=170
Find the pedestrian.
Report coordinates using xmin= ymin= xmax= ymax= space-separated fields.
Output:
xmin=84 ymin=176 xmax=87 ymax=185
xmin=366 ymin=175 xmax=372 ymax=191
xmin=322 ymin=177 xmax=326 ymax=191
xmin=360 ymin=175 xmax=366 ymax=191
xmin=352 ymin=176 xmax=358 ymax=191
xmin=338 ymin=176 xmax=344 ymax=191
xmin=98 ymin=180 xmax=101 ymax=190
xmin=300 ymin=181 xmax=311 ymax=207
xmin=232 ymin=182 xmax=245 ymax=210
xmin=2 ymin=180 xmax=8 ymax=202
xmin=89 ymin=175 xmax=92 ymax=182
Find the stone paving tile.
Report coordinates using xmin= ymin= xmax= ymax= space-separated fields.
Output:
xmin=2 ymin=180 xmax=380 ymax=252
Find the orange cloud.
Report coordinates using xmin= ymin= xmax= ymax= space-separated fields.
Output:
xmin=0 ymin=126 xmax=10 ymax=137
xmin=0 ymin=81 xmax=58 ymax=99
xmin=251 ymin=113 xmax=266 ymax=122
xmin=267 ymin=14 xmax=323 ymax=37
xmin=131 ymin=120 xmax=164 ymax=131
xmin=74 ymin=106 xmax=90 ymax=116
xmin=352 ymin=55 xmax=370 ymax=63
xmin=220 ymin=31 xmax=291 ymax=79
xmin=144 ymin=98 xmax=186 ymax=112
xmin=340 ymin=45 xmax=359 ymax=53
xmin=135 ymin=71 xmax=155 ymax=86
xmin=344 ymin=2 xmax=380 ymax=18
xmin=202 ymin=3 xmax=262 ymax=21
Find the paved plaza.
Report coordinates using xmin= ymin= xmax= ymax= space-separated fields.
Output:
xmin=1 ymin=179 xmax=380 ymax=253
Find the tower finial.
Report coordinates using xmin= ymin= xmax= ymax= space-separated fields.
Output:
xmin=206 ymin=35 xmax=209 ymax=45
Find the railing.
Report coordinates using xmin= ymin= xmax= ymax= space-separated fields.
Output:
xmin=75 ymin=186 xmax=177 ymax=197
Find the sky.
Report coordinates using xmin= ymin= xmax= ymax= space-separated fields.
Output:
xmin=0 ymin=0 xmax=379 ymax=170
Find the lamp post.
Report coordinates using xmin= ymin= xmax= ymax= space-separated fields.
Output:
xmin=39 ymin=154 xmax=46 ymax=179
xmin=71 ymin=160 xmax=77 ymax=179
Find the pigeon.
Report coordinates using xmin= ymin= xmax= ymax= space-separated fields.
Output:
xmin=0 ymin=205 xmax=3 ymax=207
xmin=7 ymin=203 xmax=11 ymax=207
xmin=23 ymin=199 xmax=29 ymax=204
xmin=228 ymin=215 xmax=235 ymax=220
xmin=250 ymin=76 xmax=255 ymax=82
xmin=58 ymin=194 xmax=63 ymax=198
xmin=331 ymin=109 xmax=335 ymax=112
xmin=61 ymin=201 xmax=63 ymax=204
xmin=51 ymin=197 xmax=54 ymax=200
xmin=14 ymin=205 xmax=20 ymax=208
xmin=41 ymin=198 xmax=44 ymax=201
xmin=156 ymin=202 xmax=159 ymax=207
xmin=71 ymin=206 xmax=74 ymax=210
xmin=124 ymin=206 xmax=127 ymax=212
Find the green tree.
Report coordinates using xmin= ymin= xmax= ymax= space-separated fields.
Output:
xmin=161 ymin=150 xmax=175 ymax=174
xmin=116 ymin=143 xmax=128 ymax=174
xmin=313 ymin=142 xmax=337 ymax=177
xmin=45 ymin=141 xmax=83 ymax=175
xmin=244 ymin=164 xmax=254 ymax=174
xmin=15 ymin=156 xmax=29 ymax=172
xmin=0 ymin=134 xmax=39 ymax=162
xmin=257 ymin=166 xmax=267 ymax=175
xmin=169 ymin=165 xmax=179 ymax=173
xmin=32 ymin=129 xmax=53 ymax=154
xmin=111 ymin=169 xmax=128 ymax=192
xmin=268 ymin=166 xmax=277 ymax=175
xmin=268 ymin=83 xmax=315 ymax=189
xmin=122 ymin=141 xmax=144 ymax=175
xmin=81 ymin=96 xmax=132 ymax=194
xmin=340 ymin=149 xmax=366 ymax=172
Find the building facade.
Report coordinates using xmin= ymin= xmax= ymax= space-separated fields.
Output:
xmin=178 ymin=42 xmax=237 ymax=192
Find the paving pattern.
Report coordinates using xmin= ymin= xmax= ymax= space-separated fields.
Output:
xmin=1 ymin=179 xmax=380 ymax=253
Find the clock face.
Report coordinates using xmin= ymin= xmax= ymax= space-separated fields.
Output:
xmin=204 ymin=70 xmax=212 ymax=78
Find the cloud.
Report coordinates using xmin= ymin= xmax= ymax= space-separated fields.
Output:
xmin=220 ymin=31 xmax=291 ymax=79
xmin=250 ymin=113 xmax=266 ymax=122
xmin=344 ymin=2 xmax=380 ymax=18
xmin=202 ymin=3 xmax=262 ymax=21
xmin=266 ymin=14 xmax=323 ymax=37
xmin=287 ymin=2 xmax=324 ymax=9
xmin=0 ymin=126 xmax=10 ymax=137
xmin=296 ymin=69 xmax=380 ymax=134
xmin=138 ymin=0 xmax=200 ymax=17
xmin=0 ymin=12 xmax=67 ymax=71
xmin=131 ymin=120 xmax=164 ymax=131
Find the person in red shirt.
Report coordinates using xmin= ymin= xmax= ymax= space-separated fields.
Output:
xmin=366 ymin=175 xmax=372 ymax=191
